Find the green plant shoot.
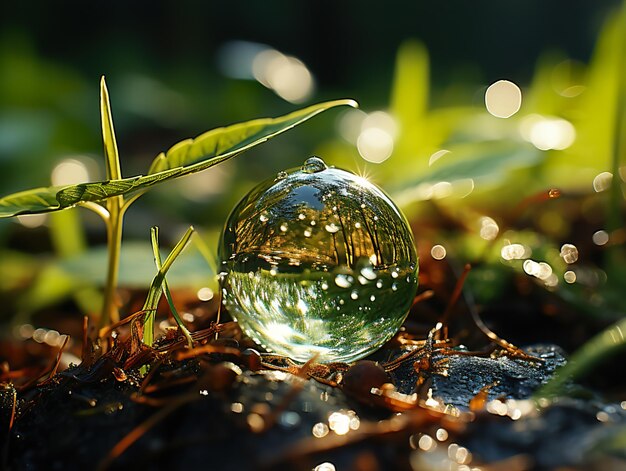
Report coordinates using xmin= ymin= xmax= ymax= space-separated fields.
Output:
xmin=150 ymin=226 xmax=194 ymax=348
xmin=0 ymin=77 xmax=357 ymax=330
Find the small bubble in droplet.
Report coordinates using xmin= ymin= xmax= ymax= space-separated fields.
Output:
xmin=435 ymin=428 xmax=449 ymax=441
xmin=321 ymin=282 xmax=329 ymax=290
xmin=392 ymin=282 xmax=398 ymax=291
xmin=310 ymin=220 xmax=316 ymax=226
xmin=479 ymin=216 xmax=499 ymax=240
xmin=593 ymin=172 xmax=613 ymax=192
xmin=298 ymin=213 xmax=306 ymax=220
xmin=376 ymin=279 xmax=383 ymax=289
xmin=339 ymin=299 xmax=345 ymax=305
xmin=259 ymin=213 xmax=269 ymax=222
xmin=354 ymin=222 xmax=361 ymax=228
xmin=312 ymin=422 xmax=329 ymax=438
xmin=280 ymin=223 xmax=288 ymax=232
xmin=593 ymin=230 xmax=609 ymax=246
xmin=391 ymin=271 xmax=399 ymax=279
xmin=302 ymin=156 xmax=328 ymax=174
xmin=360 ymin=267 xmax=377 ymax=281
xmin=431 ymin=245 xmax=447 ymax=260
xmin=536 ymin=262 xmax=553 ymax=280
xmin=418 ymin=434 xmax=435 ymax=451
xmin=304 ymin=228 xmax=312 ymax=237
xmin=335 ymin=274 xmax=352 ymax=288
xmin=501 ymin=243 xmax=530 ymax=260
xmin=564 ymin=270 xmax=576 ymax=283
xmin=523 ymin=259 xmax=539 ymax=276
xmin=370 ymin=295 xmax=376 ymax=302
xmin=350 ymin=290 xmax=359 ymax=300
xmin=560 ymin=244 xmax=579 ymax=264
xmin=197 ymin=287 xmax=214 ymax=301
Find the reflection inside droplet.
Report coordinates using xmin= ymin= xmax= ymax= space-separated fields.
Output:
xmin=219 ymin=157 xmax=418 ymax=363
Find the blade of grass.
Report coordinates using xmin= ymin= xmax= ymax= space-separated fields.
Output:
xmin=142 ymin=226 xmax=195 ymax=347
xmin=150 ymin=227 xmax=193 ymax=348
xmin=536 ymin=317 xmax=626 ymax=398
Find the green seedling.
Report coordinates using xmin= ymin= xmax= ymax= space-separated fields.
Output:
xmin=0 ymin=77 xmax=356 ymax=331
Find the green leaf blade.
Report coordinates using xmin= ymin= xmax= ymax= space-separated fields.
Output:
xmin=147 ymin=99 xmax=358 ymax=175
xmin=0 ymin=99 xmax=357 ymax=217
xmin=0 ymin=186 xmax=64 ymax=217
xmin=100 ymin=76 xmax=122 ymax=181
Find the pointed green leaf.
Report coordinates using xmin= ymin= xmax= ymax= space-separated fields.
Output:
xmin=0 ymin=99 xmax=357 ymax=217
xmin=146 ymin=99 xmax=357 ymax=174
xmin=100 ymin=76 xmax=122 ymax=181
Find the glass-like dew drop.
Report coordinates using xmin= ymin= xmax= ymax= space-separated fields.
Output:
xmin=302 ymin=156 xmax=328 ymax=174
xmin=219 ymin=156 xmax=419 ymax=363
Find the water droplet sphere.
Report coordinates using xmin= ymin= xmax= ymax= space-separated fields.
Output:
xmin=219 ymin=157 xmax=418 ymax=363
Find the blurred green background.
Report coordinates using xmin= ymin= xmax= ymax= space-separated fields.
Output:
xmin=1 ymin=0 xmax=625 ymax=349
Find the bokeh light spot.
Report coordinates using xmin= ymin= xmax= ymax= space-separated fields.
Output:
xmin=357 ymin=127 xmax=394 ymax=163
xmin=51 ymin=158 xmax=91 ymax=186
xmin=485 ymin=80 xmax=522 ymax=118
xmin=592 ymin=230 xmax=609 ymax=246
xmin=520 ymin=115 xmax=576 ymax=150
xmin=431 ymin=245 xmax=447 ymax=260
xmin=593 ymin=172 xmax=613 ymax=192
xmin=252 ymin=49 xmax=314 ymax=103
xmin=564 ymin=270 xmax=577 ymax=283
xmin=560 ymin=244 xmax=579 ymax=264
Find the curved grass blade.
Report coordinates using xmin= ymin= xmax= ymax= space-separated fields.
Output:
xmin=143 ymin=226 xmax=195 ymax=347
xmin=0 ymin=99 xmax=357 ymax=217
xmin=536 ymin=317 xmax=626 ymax=399
xmin=149 ymin=226 xmax=193 ymax=348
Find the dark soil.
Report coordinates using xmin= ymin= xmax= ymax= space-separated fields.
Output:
xmin=3 ymin=249 xmax=626 ymax=471
xmin=4 ymin=327 xmax=625 ymax=471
